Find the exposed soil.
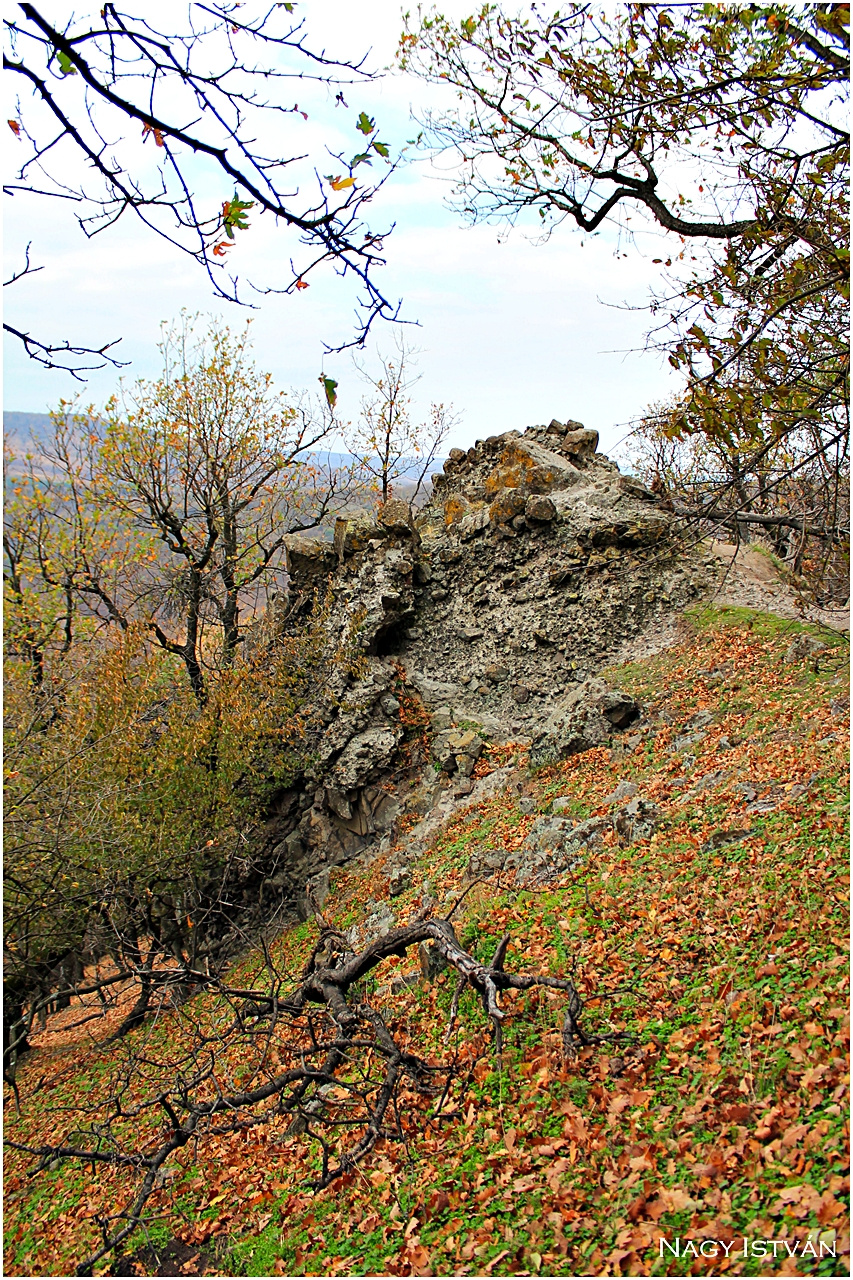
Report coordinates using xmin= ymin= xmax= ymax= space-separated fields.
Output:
xmin=706 ymin=539 xmax=850 ymax=633
xmin=110 ymin=1239 xmax=216 ymax=1277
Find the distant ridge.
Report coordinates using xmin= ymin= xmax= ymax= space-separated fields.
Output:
xmin=4 ymin=412 xmax=445 ymax=482
xmin=4 ymin=411 xmax=54 ymax=449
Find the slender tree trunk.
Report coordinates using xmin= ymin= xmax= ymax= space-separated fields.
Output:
xmin=3 ymin=982 xmax=30 ymax=1084
xmin=149 ymin=569 xmax=208 ymax=703
xmin=217 ymin=492 xmax=240 ymax=666
xmin=731 ymin=461 xmax=752 ymax=543
xmin=4 ymin=559 xmax=46 ymax=689
xmin=26 ymin=635 xmax=45 ymax=689
xmin=221 ymin=603 xmax=239 ymax=666
xmin=182 ymin=570 xmax=206 ymax=704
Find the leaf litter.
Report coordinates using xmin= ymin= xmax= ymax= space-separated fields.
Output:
xmin=4 ymin=607 xmax=849 ymax=1277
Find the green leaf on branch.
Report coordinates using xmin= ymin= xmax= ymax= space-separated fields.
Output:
xmin=356 ymin=111 xmax=375 ymax=135
xmin=221 ymin=193 xmax=255 ymax=239
xmin=56 ymin=50 xmax=77 ymax=75
xmin=319 ymin=375 xmax=338 ymax=409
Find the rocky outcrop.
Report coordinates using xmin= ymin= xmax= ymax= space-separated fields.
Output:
xmin=529 ymin=677 xmax=641 ymax=766
xmin=258 ymin=417 xmax=706 ymax=899
xmin=387 ymin=420 xmax=699 ymax=741
xmin=508 ymin=813 xmax=611 ymax=885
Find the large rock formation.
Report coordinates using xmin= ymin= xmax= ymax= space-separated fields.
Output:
xmin=260 ymin=419 xmax=706 ymax=898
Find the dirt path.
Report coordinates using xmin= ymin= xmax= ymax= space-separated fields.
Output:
xmin=703 ymin=539 xmax=849 ymax=634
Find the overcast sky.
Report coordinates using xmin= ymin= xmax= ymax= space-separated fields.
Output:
xmin=3 ymin=0 xmax=686 ymax=455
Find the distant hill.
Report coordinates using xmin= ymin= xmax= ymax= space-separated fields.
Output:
xmin=3 ymin=413 xmax=445 ymax=486
xmin=4 ymin=412 xmax=55 ymax=451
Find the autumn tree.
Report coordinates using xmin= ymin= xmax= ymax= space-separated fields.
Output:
xmin=5 ymin=413 xmax=153 ymax=673
xmin=3 ymin=313 xmax=380 ymax=1077
xmin=400 ymin=4 xmax=849 ymax=485
xmin=343 ymin=336 xmax=458 ymax=506
xmin=4 ymin=3 xmax=401 ymax=374
xmin=3 ymin=597 xmax=359 ymax=1078
xmin=3 ymin=441 xmax=75 ymax=694
xmin=100 ymin=317 xmax=357 ymax=696
xmin=10 ymin=317 xmax=351 ymax=702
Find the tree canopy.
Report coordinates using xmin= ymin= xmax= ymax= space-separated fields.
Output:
xmin=3 ymin=318 xmax=372 ymax=1068
xmin=5 ymin=317 xmax=352 ymax=701
xmin=401 ymin=3 xmax=849 ymax=470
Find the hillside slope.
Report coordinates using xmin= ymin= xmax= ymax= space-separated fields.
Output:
xmin=4 ymin=605 xmax=848 ymax=1278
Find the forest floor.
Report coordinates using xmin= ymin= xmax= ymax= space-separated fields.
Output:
xmin=4 ymin=604 xmax=849 ymax=1278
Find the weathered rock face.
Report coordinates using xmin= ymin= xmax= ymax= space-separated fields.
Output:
xmin=262 ymin=663 xmax=408 ymax=894
xmin=324 ymin=419 xmax=702 ymax=743
xmin=262 ymin=418 xmax=706 ymax=895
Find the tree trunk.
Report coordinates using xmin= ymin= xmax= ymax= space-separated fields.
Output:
xmin=182 ymin=569 xmax=206 ymax=704
xmin=183 ymin=645 xmax=206 ymax=705
xmin=221 ymin=596 xmax=239 ymax=667
xmin=218 ymin=493 xmax=240 ymax=667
